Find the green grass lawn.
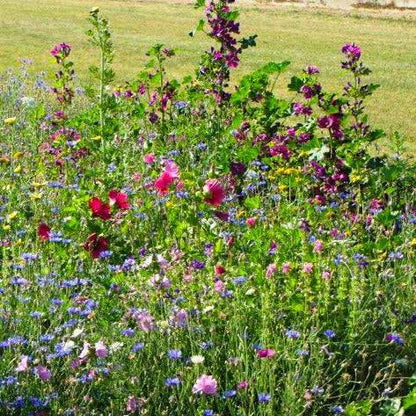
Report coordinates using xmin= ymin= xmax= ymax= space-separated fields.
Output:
xmin=1 ymin=0 xmax=415 ymax=150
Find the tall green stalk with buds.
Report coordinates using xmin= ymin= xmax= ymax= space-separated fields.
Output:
xmin=86 ymin=8 xmax=115 ymax=137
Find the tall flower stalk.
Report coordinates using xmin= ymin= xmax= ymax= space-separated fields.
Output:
xmin=86 ymin=7 xmax=115 ymax=137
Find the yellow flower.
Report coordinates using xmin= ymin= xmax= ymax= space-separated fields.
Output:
xmin=410 ymin=238 xmax=416 ymax=248
xmin=13 ymin=152 xmax=24 ymax=159
xmin=7 ymin=211 xmax=18 ymax=222
xmin=30 ymin=192 xmax=43 ymax=200
xmin=0 ymin=156 xmax=10 ymax=164
xmin=236 ymin=210 xmax=245 ymax=219
xmin=278 ymin=184 xmax=288 ymax=192
xmin=91 ymin=135 xmax=102 ymax=141
xmin=3 ymin=225 xmax=11 ymax=231
xmin=14 ymin=165 xmax=22 ymax=173
xmin=4 ymin=117 xmax=16 ymax=125
xmin=165 ymin=201 xmax=174 ymax=209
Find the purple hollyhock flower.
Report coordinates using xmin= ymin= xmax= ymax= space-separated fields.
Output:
xmin=305 ymin=65 xmax=320 ymax=74
xmin=341 ymin=43 xmax=361 ymax=61
xmin=318 ymin=116 xmax=332 ymax=129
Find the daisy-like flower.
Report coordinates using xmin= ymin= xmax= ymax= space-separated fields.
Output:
xmin=203 ymin=179 xmax=225 ymax=206
xmin=190 ymin=355 xmax=205 ymax=364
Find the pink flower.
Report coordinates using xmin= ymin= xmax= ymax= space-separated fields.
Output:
xmin=37 ymin=365 xmax=52 ymax=381
xmin=246 ymin=217 xmax=257 ymax=227
xmin=302 ymin=263 xmax=314 ymax=274
xmin=313 ymin=240 xmax=324 ymax=254
xmin=163 ymin=160 xmax=180 ymax=179
xmin=203 ymin=179 xmax=225 ymax=206
xmin=266 ymin=263 xmax=277 ymax=278
xmin=237 ymin=380 xmax=249 ymax=389
xmin=144 ymin=153 xmax=156 ymax=164
xmin=214 ymin=280 xmax=225 ymax=293
xmin=281 ymin=262 xmax=291 ymax=274
xmin=192 ymin=374 xmax=218 ymax=395
xmin=257 ymin=348 xmax=276 ymax=358
xmin=155 ymin=172 xmax=174 ymax=195
xmin=109 ymin=190 xmax=130 ymax=210
xmin=322 ymin=270 xmax=332 ymax=280
xmin=95 ymin=340 xmax=108 ymax=358
xmin=16 ymin=355 xmax=29 ymax=372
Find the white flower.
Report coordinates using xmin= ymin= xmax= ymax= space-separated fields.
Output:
xmin=190 ymin=355 xmax=205 ymax=364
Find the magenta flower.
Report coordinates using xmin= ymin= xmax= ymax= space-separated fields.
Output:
xmin=257 ymin=348 xmax=276 ymax=358
xmin=50 ymin=43 xmax=71 ymax=59
xmin=192 ymin=374 xmax=218 ymax=396
xmin=203 ymin=179 xmax=225 ymax=206
xmin=109 ymin=190 xmax=130 ymax=210
xmin=144 ymin=153 xmax=156 ymax=164
xmin=341 ymin=43 xmax=361 ymax=61
xmin=246 ymin=217 xmax=257 ymax=227
xmin=155 ymin=172 xmax=175 ymax=195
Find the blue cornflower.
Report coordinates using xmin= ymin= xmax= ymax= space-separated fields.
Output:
xmin=223 ymin=390 xmax=237 ymax=399
xmin=168 ymin=349 xmax=182 ymax=360
xmin=285 ymin=329 xmax=300 ymax=339
xmin=131 ymin=343 xmax=145 ymax=353
xmin=323 ymin=330 xmax=336 ymax=339
xmin=121 ymin=328 xmax=135 ymax=337
xmin=258 ymin=393 xmax=272 ymax=403
xmin=165 ymin=377 xmax=181 ymax=387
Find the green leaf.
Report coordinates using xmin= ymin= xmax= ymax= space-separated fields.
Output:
xmin=288 ymin=76 xmax=304 ymax=92
xmin=261 ymin=61 xmax=290 ymax=75
xmin=403 ymin=388 xmax=416 ymax=410
xmin=194 ymin=0 xmax=205 ymax=8
xmin=189 ymin=19 xmax=205 ymax=37
xmin=244 ymin=196 xmax=261 ymax=210
xmin=345 ymin=400 xmax=372 ymax=416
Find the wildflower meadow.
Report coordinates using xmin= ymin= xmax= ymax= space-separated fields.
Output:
xmin=0 ymin=1 xmax=415 ymax=415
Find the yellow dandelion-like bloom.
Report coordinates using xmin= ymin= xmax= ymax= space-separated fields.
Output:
xmin=4 ymin=117 xmax=16 ymax=125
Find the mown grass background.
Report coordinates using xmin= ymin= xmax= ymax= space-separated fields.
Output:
xmin=1 ymin=0 xmax=415 ymax=151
